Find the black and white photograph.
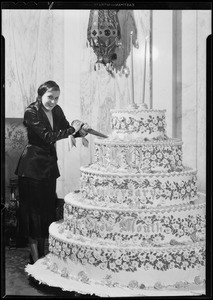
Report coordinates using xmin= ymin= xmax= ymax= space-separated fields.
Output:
xmin=1 ymin=1 xmax=212 ymax=298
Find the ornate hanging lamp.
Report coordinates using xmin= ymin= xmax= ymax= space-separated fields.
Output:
xmin=87 ymin=10 xmax=122 ymax=75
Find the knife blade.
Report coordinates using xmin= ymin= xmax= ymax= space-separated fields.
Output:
xmin=85 ymin=128 xmax=108 ymax=138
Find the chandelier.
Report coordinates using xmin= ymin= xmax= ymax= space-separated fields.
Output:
xmin=87 ymin=10 xmax=122 ymax=75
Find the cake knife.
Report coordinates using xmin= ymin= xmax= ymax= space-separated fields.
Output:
xmin=85 ymin=128 xmax=108 ymax=138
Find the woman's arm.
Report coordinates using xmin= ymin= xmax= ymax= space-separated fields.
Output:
xmin=24 ymin=106 xmax=78 ymax=144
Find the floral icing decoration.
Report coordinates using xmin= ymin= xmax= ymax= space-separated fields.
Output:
xmin=111 ymin=114 xmax=166 ymax=135
xmin=94 ymin=142 xmax=183 ymax=173
xmin=80 ymin=170 xmax=198 ymax=208
xmin=49 ymin=235 xmax=205 ymax=274
xmin=50 ymin=262 xmax=58 ymax=273
xmin=128 ymin=280 xmax=139 ymax=289
xmin=194 ymin=276 xmax=203 ymax=285
xmin=101 ymin=275 xmax=113 ymax=287
xmin=77 ymin=271 xmax=90 ymax=283
xmin=58 ymin=225 xmax=65 ymax=234
xmin=45 ymin=106 xmax=206 ymax=291
xmin=63 ymin=203 xmax=205 ymax=245
xmin=175 ymin=281 xmax=189 ymax=288
xmin=61 ymin=267 xmax=69 ymax=278
xmin=154 ymin=281 xmax=164 ymax=290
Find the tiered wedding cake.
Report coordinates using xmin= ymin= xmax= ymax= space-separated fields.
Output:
xmin=26 ymin=106 xmax=206 ymax=297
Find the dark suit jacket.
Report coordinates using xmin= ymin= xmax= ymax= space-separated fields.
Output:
xmin=15 ymin=99 xmax=79 ymax=180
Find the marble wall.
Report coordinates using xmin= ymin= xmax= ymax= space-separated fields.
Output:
xmin=2 ymin=9 xmax=64 ymax=117
xmin=153 ymin=10 xmax=211 ymax=193
xmin=182 ymin=10 xmax=211 ymax=192
xmin=152 ymin=10 xmax=173 ymax=137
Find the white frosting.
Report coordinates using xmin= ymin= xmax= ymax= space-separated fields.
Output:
xmin=110 ymin=131 xmax=165 ymax=141
xmin=42 ymin=108 xmax=206 ymax=294
xmin=80 ymin=166 xmax=198 ymax=208
xmin=25 ymin=257 xmax=206 ymax=297
xmin=111 ymin=108 xmax=166 ymax=113
xmin=62 ymin=193 xmax=205 ymax=246
xmin=110 ymin=108 xmax=167 ymax=140
xmin=96 ymin=137 xmax=182 ymax=146
xmin=94 ymin=138 xmax=183 ymax=173
xmin=48 ymin=222 xmax=205 ymax=289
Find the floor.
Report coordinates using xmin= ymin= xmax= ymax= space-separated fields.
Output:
xmin=3 ymin=246 xmax=94 ymax=298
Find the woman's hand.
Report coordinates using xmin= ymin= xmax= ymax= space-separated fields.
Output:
xmin=71 ymin=120 xmax=84 ymax=133
xmin=79 ymin=122 xmax=91 ymax=137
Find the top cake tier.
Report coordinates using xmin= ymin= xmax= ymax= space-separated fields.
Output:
xmin=110 ymin=108 xmax=167 ymax=140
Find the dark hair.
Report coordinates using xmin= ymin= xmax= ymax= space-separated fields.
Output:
xmin=37 ymin=80 xmax=60 ymax=99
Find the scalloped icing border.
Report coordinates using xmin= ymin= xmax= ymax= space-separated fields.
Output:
xmin=25 ymin=256 xmax=205 ymax=297
xmin=80 ymin=166 xmax=197 ymax=178
xmin=111 ymin=108 xmax=167 ymax=113
xmin=64 ymin=193 xmax=205 ymax=214
xmin=49 ymin=222 xmax=205 ymax=252
xmin=47 ymin=222 xmax=205 ymax=288
xmin=95 ymin=137 xmax=183 ymax=146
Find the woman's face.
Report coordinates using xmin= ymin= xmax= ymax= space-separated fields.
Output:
xmin=41 ymin=89 xmax=60 ymax=111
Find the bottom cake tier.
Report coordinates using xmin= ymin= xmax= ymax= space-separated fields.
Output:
xmin=45 ymin=221 xmax=205 ymax=292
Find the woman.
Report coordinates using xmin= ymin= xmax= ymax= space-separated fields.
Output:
xmin=15 ymin=80 xmax=89 ymax=263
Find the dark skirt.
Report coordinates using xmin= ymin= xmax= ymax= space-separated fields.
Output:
xmin=18 ymin=176 xmax=57 ymax=239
